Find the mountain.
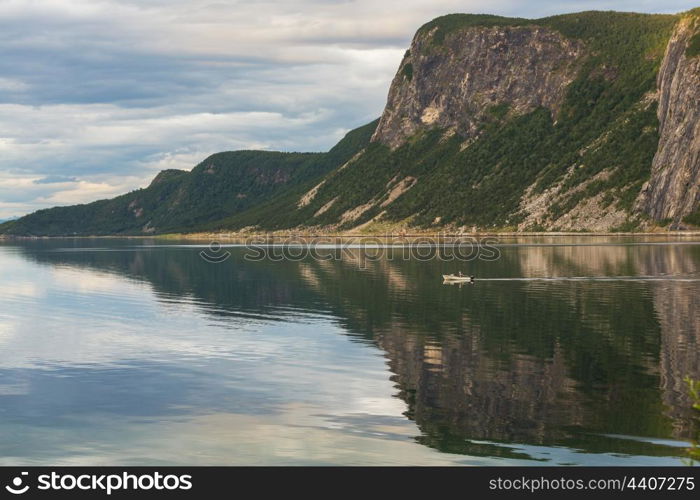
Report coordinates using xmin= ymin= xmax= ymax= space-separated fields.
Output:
xmin=1 ymin=121 xmax=377 ymax=236
xmin=3 ymin=9 xmax=699 ymax=236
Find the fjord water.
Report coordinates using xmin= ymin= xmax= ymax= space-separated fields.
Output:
xmin=0 ymin=237 xmax=698 ymax=465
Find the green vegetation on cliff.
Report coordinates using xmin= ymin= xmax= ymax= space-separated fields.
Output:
xmin=687 ymin=31 xmax=700 ymax=57
xmin=684 ymin=208 xmax=700 ymax=226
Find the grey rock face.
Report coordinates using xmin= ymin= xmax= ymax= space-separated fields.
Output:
xmin=371 ymin=25 xmax=584 ymax=149
xmin=637 ymin=17 xmax=700 ymax=222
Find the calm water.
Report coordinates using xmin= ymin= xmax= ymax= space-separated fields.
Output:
xmin=0 ymin=236 xmax=698 ymax=465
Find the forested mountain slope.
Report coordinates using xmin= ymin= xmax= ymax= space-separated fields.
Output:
xmin=3 ymin=9 xmax=699 ymax=236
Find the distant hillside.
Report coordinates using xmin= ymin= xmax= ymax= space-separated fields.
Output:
xmin=3 ymin=9 xmax=699 ymax=236
xmin=2 ymin=121 xmax=377 ymax=236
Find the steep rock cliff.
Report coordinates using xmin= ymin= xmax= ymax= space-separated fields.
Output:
xmin=372 ymin=24 xmax=584 ymax=149
xmin=637 ymin=15 xmax=700 ymax=224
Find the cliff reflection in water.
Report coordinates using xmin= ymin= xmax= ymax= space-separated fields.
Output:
xmin=14 ymin=238 xmax=700 ymax=460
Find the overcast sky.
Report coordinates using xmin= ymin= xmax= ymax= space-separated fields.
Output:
xmin=0 ymin=0 xmax=697 ymax=218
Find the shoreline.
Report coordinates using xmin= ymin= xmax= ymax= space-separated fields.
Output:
xmin=2 ymin=229 xmax=700 ymax=241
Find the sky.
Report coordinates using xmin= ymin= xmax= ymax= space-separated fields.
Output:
xmin=0 ymin=0 xmax=697 ymax=219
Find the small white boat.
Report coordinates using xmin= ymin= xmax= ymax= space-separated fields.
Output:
xmin=442 ymin=274 xmax=474 ymax=282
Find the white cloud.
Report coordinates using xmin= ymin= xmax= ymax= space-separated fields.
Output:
xmin=0 ymin=77 xmax=29 ymax=92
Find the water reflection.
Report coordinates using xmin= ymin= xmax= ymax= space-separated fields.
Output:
xmin=0 ymin=237 xmax=698 ymax=465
